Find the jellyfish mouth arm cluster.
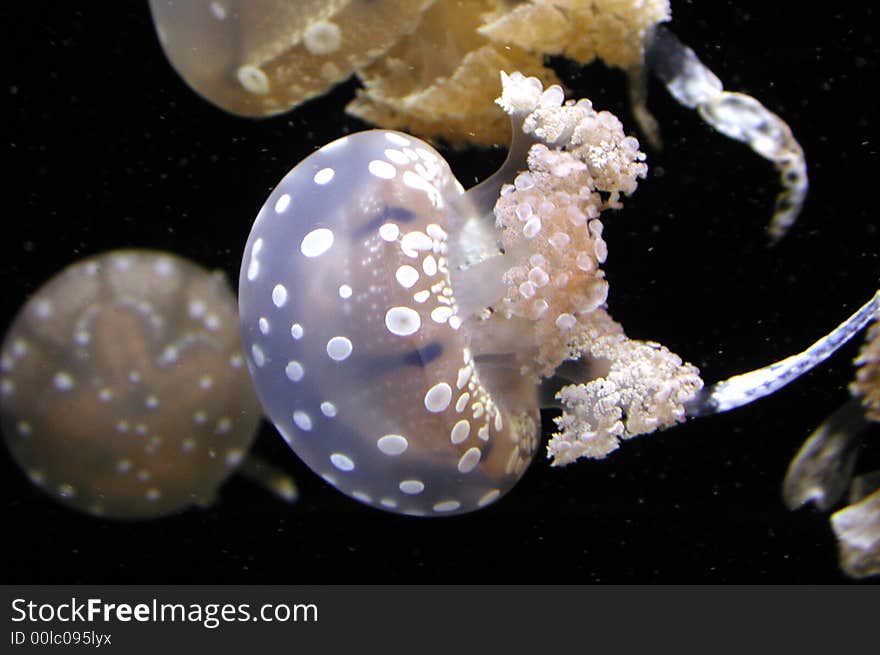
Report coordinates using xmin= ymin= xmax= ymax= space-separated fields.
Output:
xmin=463 ymin=71 xmax=706 ymax=467
xmin=641 ymin=26 xmax=808 ymax=241
xmin=687 ymin=290 xmax=880 ymax=417
xmin=486 ymin=73 xmax=875 ymax=471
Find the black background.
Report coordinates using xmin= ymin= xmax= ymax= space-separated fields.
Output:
xmin=2 ymin=1 xmax=878 ymax=583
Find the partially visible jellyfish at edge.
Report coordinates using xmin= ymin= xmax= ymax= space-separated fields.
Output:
xmin=0 ymin=250 xmax=296 ymax=519
xmin=237 ymin=70 xmax=878 ymax=517
xmin=147 ymin=0 xmax=433 ymax=118
xmin=783 ymin=318 xmax=880 ymax=578
xmin=148 ymin=0 xmax=807 ymax=240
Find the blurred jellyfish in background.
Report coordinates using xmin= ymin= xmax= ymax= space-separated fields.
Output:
xmin=784 ymin=318 xmax=880 ymax=578
xmin=148 ymin=0 xmax=806 ymax=239
xmin=0 ymin=250 xmax=294 ymax=519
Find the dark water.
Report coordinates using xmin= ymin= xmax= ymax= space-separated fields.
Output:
xmin=2 ymin=1 xmax=877 ymax=583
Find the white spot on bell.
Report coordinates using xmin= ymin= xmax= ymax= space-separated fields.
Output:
xmin=313 ymin=168 xmax=335 ymax=185
xmin=424 ymin=382 xmax=452 ymax=413
xmin=377 ymin=434 xmax=408 ymax=456
xmin=275 ymin=193 xmax=291 ymax=213
xmin=385 ymin=133 xmax=411 ymax=147
xmin=400 ymin=231 xmax=433 ymax=255
xmin=385 ymin=306 xmax=421 ymax=336
xmin=293 ymin=410 xmax=313 ymax=431
xmin=330 ymin=453 xmax=355 ymax=472
xmin=301 ymin=228 xmax=334 ymax=257
xmin=457 ymin=447 xmax=482 ymax=473
xmin=431 ymin=306 xmax=453 ymax=324
xmin=450 ymin=419 xmax=470 ymax=444
xmin=433 ymin=500 xmax=461 ymax=513
xmin=285 ymin=361 xmax=304 ymax=382
xmin=399 ymin=479 xmax=424 ymax=495
xmin=303 ymin=20 xmax=342 ymax=55
xmin=272 ymin=284 xmax=288 ymax=307
xmin=368 ymin=160 xmax=397 ymax=180
xmin=422 ymin=255 xmax=438 ymax=276
xmin=379 ymin=223 xmax=400 ymax=241
xmin=237 ymin=65 xmax=270 ymax=95
xmin=395 ymin=265 xmax=419 ymax=289
xmin=326 ymin=336 xmax=353 ymax=362
xmin=251 ymin=344 xmax=266 ymax=368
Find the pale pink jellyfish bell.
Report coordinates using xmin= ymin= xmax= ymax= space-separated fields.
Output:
xmin=0 ymin=250 xmax=265 ymax=519
xmin=238 ymin=123 xmax=542 ymax=517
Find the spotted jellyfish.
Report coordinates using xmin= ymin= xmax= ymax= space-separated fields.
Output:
xmin=239 ymin=71 xmax=877 ymax=517
xmin=150 ymin=0 xmax=805 ymax=240
xmin=0 ymin=250 xmax=295 ymax=519
xmin=147 ymin=0 xmax=433 ymax=118
xmin=783 ymin=317 xmax=880 ymax=578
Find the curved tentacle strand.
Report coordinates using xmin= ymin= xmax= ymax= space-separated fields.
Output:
xmin=645 ymin=26 xmax=808 ymax=241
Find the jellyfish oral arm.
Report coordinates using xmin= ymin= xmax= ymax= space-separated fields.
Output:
xmin=643 ymin=26 xmax=808 ymax=242
xmin=687 ymin=290 xmax=880 ymax=417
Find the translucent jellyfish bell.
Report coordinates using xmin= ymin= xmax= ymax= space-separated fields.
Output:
xmin=0 ymin=250 xmax=263 ymax=518
xmin=239 ymin=130 xmax=540 ymax=516
xmin=148 ymin=0 xmax=432 ymax=117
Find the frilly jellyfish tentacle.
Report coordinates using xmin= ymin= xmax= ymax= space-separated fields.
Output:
xmin=642 ymin=26 xmax=808 ymax=241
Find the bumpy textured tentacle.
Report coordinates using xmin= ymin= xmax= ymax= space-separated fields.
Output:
xmin=645 ymin=26 xmax=807 ymax=241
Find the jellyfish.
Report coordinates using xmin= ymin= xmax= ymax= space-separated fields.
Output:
xmin=147 ymin=0 xmax=433 ymax=117
xmin=783 ymin=318 xmax=880 ymax=578
xmin=149 ymin=0 xmax=806 ymax=238
xmin=238 ymin=70 xmax=876 ymax=516
xmin=0 ymin=250 xmax=294 ymax=519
